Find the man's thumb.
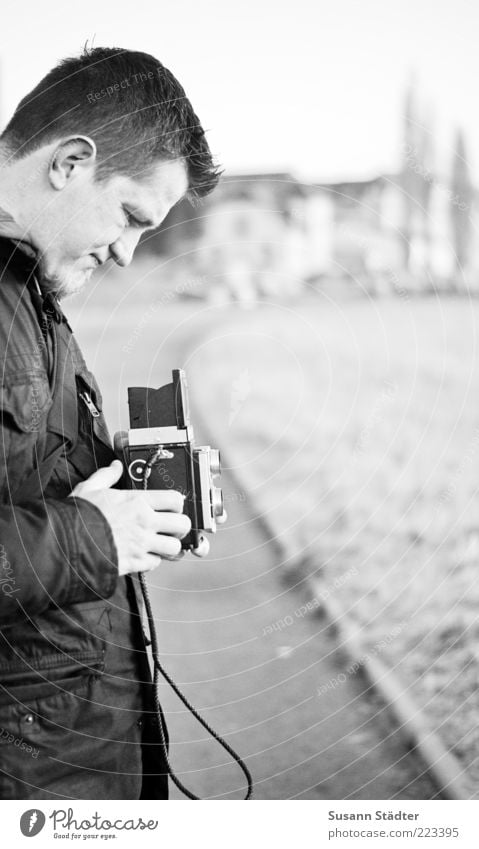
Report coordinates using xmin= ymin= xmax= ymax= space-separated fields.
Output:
xmin=77 ymin=459 xmax=123 ymax=492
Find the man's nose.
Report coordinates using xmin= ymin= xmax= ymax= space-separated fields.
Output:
xmin=109 ymin=232 xmax=141 ymax=267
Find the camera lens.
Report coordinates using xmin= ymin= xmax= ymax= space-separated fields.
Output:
xmin=212 ymin=486 xmax=224 ymax=518
xmin=210 ymin=449 xmax=221 ymax=476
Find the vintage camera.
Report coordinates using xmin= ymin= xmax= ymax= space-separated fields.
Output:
xmin=123 ymin=369 xmax=225 ymax=551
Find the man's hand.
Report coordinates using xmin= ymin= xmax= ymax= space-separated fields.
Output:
xmin=69 ymin=459 xmax=191 ymax=576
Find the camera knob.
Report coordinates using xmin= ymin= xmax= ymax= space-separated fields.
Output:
xmin=209 ymin=449 xmax=221 ymax=476
xmin=212 ymin=485 xmax=224 ymax=518
xmin=192 ymin=536 xmax=210 ymax=558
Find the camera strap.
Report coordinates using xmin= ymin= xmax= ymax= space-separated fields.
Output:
xmin=140 ymin=458 xmax=253 ymax=801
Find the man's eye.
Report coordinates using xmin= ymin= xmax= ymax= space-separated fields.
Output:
xmin=124 ymin=211 xmax=143 ymax=228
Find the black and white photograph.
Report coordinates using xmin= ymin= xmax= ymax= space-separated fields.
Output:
xmin=0 ymin=0 xmax=479 ymax=845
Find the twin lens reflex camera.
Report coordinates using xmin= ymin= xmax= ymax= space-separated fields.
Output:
xmin=123 ymin=369 xmax=225 ymax=551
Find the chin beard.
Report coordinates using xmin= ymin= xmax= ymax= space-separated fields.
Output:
xmin=38 ymin=260 xmax=91 ymax=300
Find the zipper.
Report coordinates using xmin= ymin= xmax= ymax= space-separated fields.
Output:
xmin=79 ymin=390 xmax=100 ymax=418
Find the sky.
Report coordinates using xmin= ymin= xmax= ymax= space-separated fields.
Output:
xmin=1 ymin=0 xmax=478 ymax=183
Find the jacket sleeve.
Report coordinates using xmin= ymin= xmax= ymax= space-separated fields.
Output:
xmin=0 ymin=492 xmax=119 ymax=625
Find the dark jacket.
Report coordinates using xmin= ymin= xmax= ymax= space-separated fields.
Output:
xmin=0 ymin=238 xmax=168 ymax=799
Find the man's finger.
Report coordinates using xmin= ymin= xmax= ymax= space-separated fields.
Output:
xmin=149 ymin=512 xmax=191 ymax=538
xmin=147 ymin=532 xmax=182 ymax=558
xmin=166 ymin=549 xmax=187 ymax=563
xmin=142 ymin=489 xmax=185 ymax=514
xmin=142 ymin=553 xmax=162 ymax=572
xmin=71 ymin=459 xmax=123 ymax=494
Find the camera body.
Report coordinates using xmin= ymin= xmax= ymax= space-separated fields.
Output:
xmin=123 ymin=369 xmax=224 ymax=550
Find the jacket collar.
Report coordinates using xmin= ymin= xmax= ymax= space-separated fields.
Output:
xmin=0 ymin=236 xmax=68 ymax=325
xmin=0 ymin=235 xmax=39 ymax=277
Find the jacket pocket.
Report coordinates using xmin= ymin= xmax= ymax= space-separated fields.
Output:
xmin=10 ymin=601 xmax=113 ymax=665
xmin=0 ymin=669 xmax=101 ymax=799
xmin=0 ymin=677 xmax=143 ymax=800
xmin=0 ymin=371 xmax=52 ymax=501
xmin=0 ymin=649 xmax=105 ymax=708
xmin=0 ymin=372 xmax=52 ymax=433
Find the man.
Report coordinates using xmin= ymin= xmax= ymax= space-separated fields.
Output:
xmin=0 ymin=46 xmax=220 ymax=799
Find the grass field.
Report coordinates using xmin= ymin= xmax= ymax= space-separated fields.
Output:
xmin=69 ymin=272 xmax=479 ymax=791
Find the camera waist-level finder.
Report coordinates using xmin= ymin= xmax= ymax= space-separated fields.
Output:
xmin=125 ymin=369 xmax=225 ymax=550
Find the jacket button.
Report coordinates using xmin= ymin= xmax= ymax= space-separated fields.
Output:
xmin=137 ymin=718 xmax=143 ymax=728
xmin=22 ymin=714 xmax=34 ymax=725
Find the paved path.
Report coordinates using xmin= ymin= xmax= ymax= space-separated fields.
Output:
xmin=148 ymin=470 xmax=438 ymax=800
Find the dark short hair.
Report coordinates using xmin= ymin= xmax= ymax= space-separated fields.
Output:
xmin=1 ymin=46 xmax=221 ymax=201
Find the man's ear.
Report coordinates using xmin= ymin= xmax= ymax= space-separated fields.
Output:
xmin=48 ymin=135 xmax=97 ymax=190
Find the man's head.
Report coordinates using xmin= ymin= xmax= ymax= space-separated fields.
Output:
xmin=0 ymin=46 xmax=221 ymax=296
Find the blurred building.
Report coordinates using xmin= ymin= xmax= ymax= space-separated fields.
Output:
xmin=149 ymin=162 xmax=479 ymax=301
xmin=145 ymin=84 xmax=479 ymax=301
